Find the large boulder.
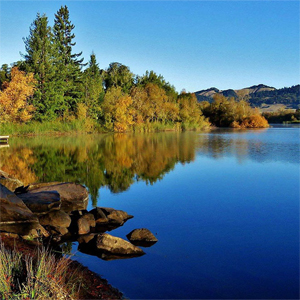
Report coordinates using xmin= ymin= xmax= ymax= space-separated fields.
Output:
xmin=126 ymin=228 xmax=158 ymax=247
xmin=27 ymin=182 xmax=88 ymax=212
xmin=17 ymin=191 xmax=61 ymax=214
xmin=0 ymin=183 xmax=40 ymax=236
xmin=78 ymin=233 xmax=145 ymax=260
xmin=0 ymin=170 xmax=23 ymax=192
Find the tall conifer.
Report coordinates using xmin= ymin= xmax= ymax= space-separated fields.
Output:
xmin=23 ymin=13 xmax=58 ymax=120
xmin=53 ymin=5 xmax=85 ymax=115
xmin=82 ymin=53 xmax=104 ymax=119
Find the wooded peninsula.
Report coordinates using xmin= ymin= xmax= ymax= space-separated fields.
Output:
xmin=0 ymin=5 xmax=272 ymax=134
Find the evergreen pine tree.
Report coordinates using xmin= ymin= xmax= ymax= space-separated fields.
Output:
xmin=53 ymin=5 xmax=85 ymax=116
xmin=23 ymin=13 xmax=59 ymax=120
xmin=82 ymin=53 xmax=104 ymax=120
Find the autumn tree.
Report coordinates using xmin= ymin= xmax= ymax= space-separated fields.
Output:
xmin=202 ymin=93 xmax=269 ymax=128
xmin=102 ymin=87 xmax=134 ymax=132
xmin=178 ymin=92 xmax=209 ymax=128
xmin=0 ymin=67 xmax=36 ymax=123
xmin=136 ymin=70 xmax=177 ymax=100
xmin=130 ymin=86 xmax=148 ymax=124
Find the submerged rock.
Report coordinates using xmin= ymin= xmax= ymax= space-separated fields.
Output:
xmin=78 ymin=233 xmax=145 ymax=260
xmin=27 ymin=182 xmax=88 ymax=212
xmin=126 ymin=228 xmax=158 ymax=247
xmin=17 ymin=191 xmax=61 ymax=214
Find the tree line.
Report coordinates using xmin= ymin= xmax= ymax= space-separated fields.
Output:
xmin=0 ymin=5 xmax=268 ymax=131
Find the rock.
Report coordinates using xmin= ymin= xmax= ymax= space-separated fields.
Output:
xmin=78 ymin=233 xmax=145 ymax=260
xmin=126 ymin=228 xmax=158 ymax=247
xmin=89 ymin=207 xmax=109 ymax=224
xmin=27 ymin=182 xmax=88 ymax=212
xmin=0 ymin=232 xmax=19 ymax=239
xmin=106 ymin=209 xmax=133 ymax=225
xmin=90 ymin=207 xmax=133 ymax=225
xmin=0 ymin=183 xmax=40 ymax=236
xmin=78 ymin=217 xmax=90 ymax=235
xmin=81 ymin=213 xmax=96 ymax=228
xmin=0 ymin=170 xmax=23 ymax=192
xmin=89 ymin=207 xmax=133 ymax=232
xmin=39 ymin=210 xmax=71 ymax=228
xmin=21 ymin=228 xmax=39 ymax=240
xmin=17 ymin=191 xmax=61 ymax=214
xmin=77 ymin=233 xmax=96 ymax=244
xmin=53 ymin=226 xmax=69 ymax=236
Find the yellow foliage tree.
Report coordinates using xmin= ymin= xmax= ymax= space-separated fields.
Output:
xmin=238 ymin=114 xmax=269 ymax=128
xmin=0 ymin=67 xmax=36 ymax=123
xmin=102 ymin=87 xmax=134 ymax=132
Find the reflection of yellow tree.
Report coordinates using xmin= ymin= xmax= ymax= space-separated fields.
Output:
xmin=1 ymin=132 xmax=198 ymax=195
xmin=0 ymin=148 xmax=37 ymax=184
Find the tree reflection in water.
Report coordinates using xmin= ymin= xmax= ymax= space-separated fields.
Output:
xmin=1 ymin=128 xmax=288 ymax=208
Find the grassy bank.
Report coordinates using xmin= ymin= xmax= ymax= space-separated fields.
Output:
xmin=0 ymin=242 xmax=80 ymax=300
xmin=0 ymin=119 xmax=104 ymax=136
xmin=0 ymin=119 xmax=210 ymax=136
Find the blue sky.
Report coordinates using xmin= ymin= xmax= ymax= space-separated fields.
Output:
xmin=0 ymin=1 xmax=299 ymax=92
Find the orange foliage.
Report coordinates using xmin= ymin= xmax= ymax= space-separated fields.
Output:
xmin=231 ymin=114 xmax=269 ymax=128
xmin=0 ymin=67 xmax=36 ymax=123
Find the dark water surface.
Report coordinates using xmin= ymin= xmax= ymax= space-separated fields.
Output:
xmin=1 ymin=126 xmax=299 ymax=299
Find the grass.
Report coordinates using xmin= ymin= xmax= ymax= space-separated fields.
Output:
xmin=0 ymin=243 xmax=80 ymax=300
xmin=0 ymin=118 xmax=212 ymax=136
xmin=0 ymin=119 xmax=104 ymax=136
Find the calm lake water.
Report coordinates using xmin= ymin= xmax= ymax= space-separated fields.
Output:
xmin=1 ymin=125 xmax=299 ymax=299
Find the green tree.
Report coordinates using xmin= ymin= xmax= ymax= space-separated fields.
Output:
xmin=104 ymin=62 xmax=134 ymax=94
xmin=23 ymin=13 xmax=59 ymax=120
xmin=81 ymin=53 xmax=104 ymax=120
xmin=0 ymin=64 xmax=11 ymax=89
xmin=53 ymin=5 xmax=85 ymax=116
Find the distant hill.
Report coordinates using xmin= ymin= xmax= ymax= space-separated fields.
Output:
xmin=195 ymin=84 xmax=300 ymax=109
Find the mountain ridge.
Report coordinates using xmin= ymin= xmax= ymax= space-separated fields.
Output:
xmin=194 ymin=84 xmax=300 ymax=109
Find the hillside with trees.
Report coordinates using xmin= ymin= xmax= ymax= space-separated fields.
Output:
xmin=195 ymin=84 xmax=300 ymax=109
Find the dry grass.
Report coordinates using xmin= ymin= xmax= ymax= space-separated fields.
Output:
xmin=0 ymin=243 xmax=81 ymax=300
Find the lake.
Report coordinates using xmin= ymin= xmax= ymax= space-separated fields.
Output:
xmin=0 ymin=125 xmax=299 ymax=299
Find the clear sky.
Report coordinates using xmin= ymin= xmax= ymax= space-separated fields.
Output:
xmin=0 ymin=0 xmax=299 ymax=92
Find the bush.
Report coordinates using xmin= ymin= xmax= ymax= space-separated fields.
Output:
xmin=231 ymin=115 xmax=269 ymax=128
